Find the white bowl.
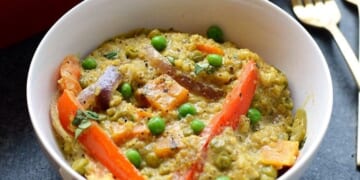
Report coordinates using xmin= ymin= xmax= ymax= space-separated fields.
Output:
xmin=27 ymin=0 xmax=333 ymax=179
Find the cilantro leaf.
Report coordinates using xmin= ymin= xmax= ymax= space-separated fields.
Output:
xmin=166 ymin=56 xmax=175 ymax=65
xmin=72 ymin=110 xmax=84 ymax=126
xmin=84 ymin=110 xmax=99 ymax=120
xmin=72 ymin=110 xmax=101 ymax=139
xmin=74 ymin=128 xmax=83 ymax=139
xmin=78 ymin=120 xmax=92 ymax=129
xmin=104 ymin=51 xmax=118 ymax=59
xmin=195 ymin=63 xmax=207 ymax=75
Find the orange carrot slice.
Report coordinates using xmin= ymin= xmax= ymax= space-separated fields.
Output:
xmin=183 ymin=60 xmax=258 ymax=179
xmin=56 ymin=55 xmax=144 ymax=179
xmin=196 ymin=44 xmax=224 ymax=55
xmin=57 ymin=89 xmax=82 ymax=134
xmin=58 ymin=55 xmax=82 ymax=95
xmin=59 ymin=55 xmax=81 ymax=80
xmin=57 ymin=90 xmax=144 ymax=179
xmin=78 ymin=123 xmax=144 ymax=180
xmin=58 ymin=76 xmax=82 ymax=95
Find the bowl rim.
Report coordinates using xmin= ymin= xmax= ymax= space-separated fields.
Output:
xmin=26 ymin=0 xmax=333 ymax=179
xmin=263 ymin=2 xmax=333 ymax=180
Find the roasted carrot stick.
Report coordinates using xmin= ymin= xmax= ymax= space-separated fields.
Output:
xmin=57 ymin=90 xmax=144 ymax=180
xmin=56 ymin=55 xmax=144 ymax=179
xmin=78 ymin=123 xmax=144 ymax=180
xmin=57 ymin=89 xmax=82 ymax=134
xmin=183 ymin=60 xmax=258 ymax=179
xmin=58 ymin=76 xmax=82 ymax=95
xmin=59 ymin=55 xmax=81 ymax=80
xmin=196 ymin=44 xmax=224 ymax=55
xmin=205 ymin=60 xmax=259 ymax=137
xmin=58 ymin=55 xmax=82 ymax=95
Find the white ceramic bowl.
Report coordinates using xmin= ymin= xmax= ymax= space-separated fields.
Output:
xmin=27 ymin=0 xmax=333 ymax=179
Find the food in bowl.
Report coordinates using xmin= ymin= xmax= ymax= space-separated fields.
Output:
xmin=51 ymin=27 xmax=306 ymax=180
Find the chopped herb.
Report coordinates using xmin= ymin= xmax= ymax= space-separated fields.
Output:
xmin=206 ymin=66 xmax=217 ymax=74
xmin=166 ymin=56 xmax=175 ymax=65
xmin=72 ymin=110 xmax=84 ymax=126
xmin=72 ymin=110 xmax=100 ymax=139
xmin=104 ymin=51 xmax=118 ymax=59
xmin=78 ymin=120 xmax=91 ymax=129
xmin=74 ymin=128 xmax=83 ymax=139
xmin=194 ymin=63 xmax=217 ymax=75
xmin=84 ymin=110 xmax=100 ymax=120
xmin=195 ymin=63 xmax=206 ymax=75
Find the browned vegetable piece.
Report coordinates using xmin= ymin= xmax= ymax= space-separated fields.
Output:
xmin=260 ymin=140 xmax=299 ymax=169
xmin=154 ymin=137 xmax=183 ymax=158
xmin=139 ymin=74 xmax=189 ymax=112
xmin=58 ymin=55 xmax=82 ymax=95
xmin=112 ymin=124 xmax=151 ymax=145
xmin=77 ymin=66 xmax=122 ymax=110
xmin=143 ymin=46 xmax=224 ymax=100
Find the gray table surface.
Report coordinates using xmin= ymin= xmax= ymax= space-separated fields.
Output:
xmin=1 ymin=0 xmax=360 ymax=179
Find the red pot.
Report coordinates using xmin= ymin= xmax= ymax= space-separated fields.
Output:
xmin=0 ymin=0 xmax=81 ymax=48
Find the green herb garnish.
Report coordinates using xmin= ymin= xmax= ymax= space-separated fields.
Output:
xmin=195 ymin=63 xmax=206 ymax=75
xmin=104 ymin=51 xmax=118 ymax=59
xmin=72 ymin=110 xmax=100 ymax=139
xmin=194 ymin=63 xmax=217 ymax=75
xmin=166 ymin=56 xmax=175 ymax=65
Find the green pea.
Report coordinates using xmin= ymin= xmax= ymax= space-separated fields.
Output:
xmin=145 ymin=152 xmax=161 ymax=168
xmin=120 ymin=83 xmax=133 ymax=98
xmin=147 ymin=116 xmax=166 ymax=135
xmin=214 ymin=153 xmax=232 ymax=170
xmin=216 ymin=176 xmax=231 ymax=180
xmin=207 ymin=25 xmax=224 ymax=43
xmin=151 ymin=35 xmax=167 ymax=51
xmin=189 ymin=50 xmax=205 ymax=62
xmin=82 ymin=57 xmax=97 ymax=69
xmin=190 ymin=119 xmax=205 ymax=134
xmin=125 ymin=149 xmax=142 ymax=168
xmin=178 ymin=103 xmax=197 ymax=117
xmin=247 ymin=108 xmax=262 ymax=124
xmin=207 ymin=54 xmax=223 ymax=67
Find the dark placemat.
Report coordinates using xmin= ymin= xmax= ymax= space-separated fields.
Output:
xmin=1 ymin=0 xmax=360 ymax=179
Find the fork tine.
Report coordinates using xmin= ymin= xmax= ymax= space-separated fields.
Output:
xmin=291 ymin=0 xmax=304 ymax=6
xmin=304 ymin=0 xmax=314 ymax=5
xmin=313 ymin=0 xmax=325 ymax=7
xmin=313 ymin=0 xmax=324 ymax=3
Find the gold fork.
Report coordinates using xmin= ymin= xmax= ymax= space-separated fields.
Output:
xmin=292 ymin=0 xmax=360 ymax=87
xmin=292 ymin=0 xmax=360 ymax=166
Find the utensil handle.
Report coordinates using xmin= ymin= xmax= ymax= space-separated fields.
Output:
xmin=327 ymin=24 xmax=360 ymax=89
xmin=357 ymin=2 xmax=360 ymax=168
xmin=358 ymin=91 xmax=360 ymax=166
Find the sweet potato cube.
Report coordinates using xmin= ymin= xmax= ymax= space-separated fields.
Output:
xmin=112 ymin=124 xmax=150 ymax=145
xmin=260 ymin=140 xmax=299 ymax=169
xmin=141 ymin=74 xmax=189 ymax=112
xmin=154 ymin=137 xmax=183 ymax=158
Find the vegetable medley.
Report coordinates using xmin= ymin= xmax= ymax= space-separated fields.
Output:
xmin=51 ymin=27 xmax=306 ymax=180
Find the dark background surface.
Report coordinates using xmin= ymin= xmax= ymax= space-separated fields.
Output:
xmin=1 ymin=0 xmax=360 ymax=179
